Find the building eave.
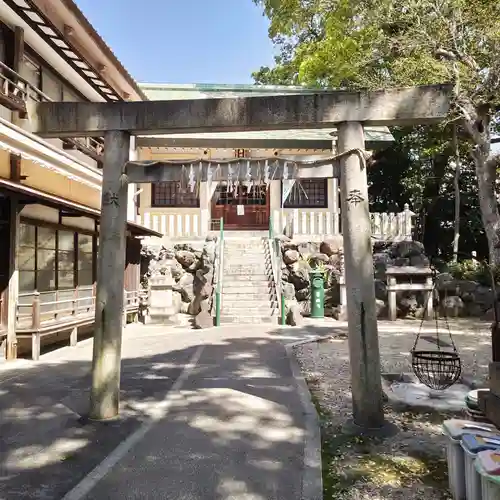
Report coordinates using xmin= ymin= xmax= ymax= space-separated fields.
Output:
xmin=0 ymin=116 xmax=102 ymax=190
xmin=3 ymin=0 xmax=146 ymax=102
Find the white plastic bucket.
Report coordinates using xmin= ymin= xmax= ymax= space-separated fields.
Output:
xmin=475 ymin=453 xmax=500 ymax=500
xmin=462 ymin=444 xmax=483 ymax=500
xmin=447 ymin=436 xmax=466 ymax=500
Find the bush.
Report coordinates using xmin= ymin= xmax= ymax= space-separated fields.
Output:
xmin=448 ymin=259 xmax=500 ymax=286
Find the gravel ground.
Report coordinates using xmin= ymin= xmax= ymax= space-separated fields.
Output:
xmin=295 ymin=318 xmax=492 ymax=500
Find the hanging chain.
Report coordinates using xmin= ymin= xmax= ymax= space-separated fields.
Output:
xmin=412 ymin=265 xmax=459 ymax=354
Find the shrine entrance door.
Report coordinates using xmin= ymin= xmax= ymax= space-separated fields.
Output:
xmin=211 ymin=182 xmax=269 ymax=230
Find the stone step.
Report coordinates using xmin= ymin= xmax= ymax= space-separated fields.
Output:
xmin=223 ymin=274 xmax=271 ymax=283
xmin=223 ymin=306 xmax=275 ymax=315
xmin=224 ymin=262 xmax=270 ymax=268
xmin=225 ymin=251 xmax=268 ymax=256
xmin=222 ymin=293 xmax=276 ymax=308
xmin=223 ymin=231 xmax=268 ymax=238
xmin=224 ymin=267 xmax=271 ymax=274
xmin=224 ymin=246 xmax=266 ymax=252
xmin=223 ymin=281 xmax=271 ymax=288
xmin=220 ymin=315 xmax=276 ymax=325
xmin=223 ymin=284 xmax=273 ymax=293
xmin=224 ymin=254 xmax=269 ymax=259
xmin=222 ymin=291 xmax=276 ymax=300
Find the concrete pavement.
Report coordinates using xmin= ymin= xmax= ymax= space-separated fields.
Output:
xmin=0 ymin=320 xmax=334 ymax=499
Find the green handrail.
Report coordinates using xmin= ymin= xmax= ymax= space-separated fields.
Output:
xmin=280 ymin=289 xmax=286 ymax=326
xmin=215 ymin=217 xmax=224 ymax=326
xmin=269 ymin=215 xmax=286 ymax=326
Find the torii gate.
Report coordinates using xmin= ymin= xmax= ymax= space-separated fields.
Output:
xmin=33 ymin=84 xmax=451 ymax=432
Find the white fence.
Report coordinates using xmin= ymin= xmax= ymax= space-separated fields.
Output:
xmin=272 ymin=204 xmax=415 ymax=240
xmin=136 ymin=210 xmax=209 ymax=238
xmin=137 ymin=205 xmax=415 ymax=241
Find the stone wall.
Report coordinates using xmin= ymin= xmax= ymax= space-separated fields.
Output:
xmin=141 ymin=236 xmax=217 ymax=326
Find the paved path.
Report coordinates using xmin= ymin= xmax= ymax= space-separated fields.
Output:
xmin=0 ymin=320 xmax=333 ymax=500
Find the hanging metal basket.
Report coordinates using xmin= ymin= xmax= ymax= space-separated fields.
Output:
xmin=410 ymin=267 xmax=462 ymax=391
xmin=411 ymin=349 xmax=462 ymax=390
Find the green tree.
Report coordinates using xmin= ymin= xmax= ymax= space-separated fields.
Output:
xmin=254 ymin=0 xmax=500 ymax=262
xmin=369 ymin=125 xmax=486 ymax=259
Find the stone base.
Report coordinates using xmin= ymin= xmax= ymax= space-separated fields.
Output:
xmin=382 ymin=372 xmax=471 ymax=412
xmin=332 ymin=305 xmax=348 ymax=321
xmin=489 ymin=362 xmax=500 ymax=396
xmin=483 ymin=393 xmax=500 ymax=428
xmin=146 ymin=311 xmax=179 ymax=325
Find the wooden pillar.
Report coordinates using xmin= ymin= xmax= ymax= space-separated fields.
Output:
xmin=89 ymin=130 xmax=130 ymax=420
xmin=338 ymin=122 xmax=385 ymax=430
xmin=5 ymin=196 xmax=20 ymax=360
xmin=5 ymin=154 xmax=22 ymax=360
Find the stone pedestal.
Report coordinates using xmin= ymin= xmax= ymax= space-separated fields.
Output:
xmin=148 ymin=272 xmax=177 ymax=325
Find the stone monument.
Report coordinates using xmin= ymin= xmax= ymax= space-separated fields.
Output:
xmin=148 ymin=268 xmax=177 ymax=325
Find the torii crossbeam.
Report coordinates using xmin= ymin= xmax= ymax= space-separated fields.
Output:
xmin=32 ymin=84 xmax=452 ymax=432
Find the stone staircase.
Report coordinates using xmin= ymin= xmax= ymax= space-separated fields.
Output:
xmin=220 ymin=233 xmax=278 ymax=324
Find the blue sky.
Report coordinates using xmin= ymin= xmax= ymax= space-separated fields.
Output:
xmin=74 ymin=0 xmax=276 ymax=85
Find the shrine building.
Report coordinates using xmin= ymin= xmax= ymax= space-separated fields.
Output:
xmin=135 ymin=83 xmax=411 ymax=241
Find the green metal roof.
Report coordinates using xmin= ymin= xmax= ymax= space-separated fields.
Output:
xmin=138 ymin=83 xmax=394 ymax=146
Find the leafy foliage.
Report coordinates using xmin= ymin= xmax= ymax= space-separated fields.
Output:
xmin=253 ymin=0 xmax=500 ymax=101
xmin=448 ymin=259 xmax=500 ymax=286
xmin=253 ymin=0 xmax=500 ymax=262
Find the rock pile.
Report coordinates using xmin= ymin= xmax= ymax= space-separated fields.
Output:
xmin=278 ymin=236 xmax=497 ymax=320
xmin=141 ymin=236 xmax=217 ymax=327
xmin=278 ymin=235 xmax=345 ymax=320
xmin=372 ymin=240 xmax=496 ymax=319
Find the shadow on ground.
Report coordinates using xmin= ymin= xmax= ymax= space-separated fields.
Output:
xmin=0 ymin=324 xmax=325 ymax=500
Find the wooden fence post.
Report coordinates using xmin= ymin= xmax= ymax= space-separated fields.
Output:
xmin=31 ymin=291 xmax=41 ymax=361
xmin=31 ymin=291 xmax=40 ymax=329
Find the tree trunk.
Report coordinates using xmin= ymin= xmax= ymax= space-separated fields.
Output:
xmin=452 ymin=125 xmax=461 ymax=262
xmin=475 ymin=153 xmax=500 ymax=265
xmin=469 ymin=108 xmax=500 ymax=265
xmin=458 ymin=101 xmax=500 ymax=265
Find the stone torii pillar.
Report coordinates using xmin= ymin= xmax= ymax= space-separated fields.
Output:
xmin=337 ymin=122 xmax=385 ymax=431
xmin=89 ymin=130 xmax=130 ymax=420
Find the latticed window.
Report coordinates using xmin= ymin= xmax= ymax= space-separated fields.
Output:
xmin=151 ymin=182 xmax=200 ymax=207
xmin=18 ymin=223 xmax=97 ymax=292
xmin=283 ymin=179 xmax=328 ymax=208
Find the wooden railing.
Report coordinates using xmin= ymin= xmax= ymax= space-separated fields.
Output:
xmin=0 ymin=66 xmax=29 ymax=113
xmin=0 ymin=60 xmax=104 ymax=162
xmin=271 ymin=204 xmax=415 ymax=240
xmin=16 ymin=286 xmax=141 ymax=331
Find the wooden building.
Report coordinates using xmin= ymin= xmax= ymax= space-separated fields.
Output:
xmin=0 ymin=0 xmax=159 ymax=360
